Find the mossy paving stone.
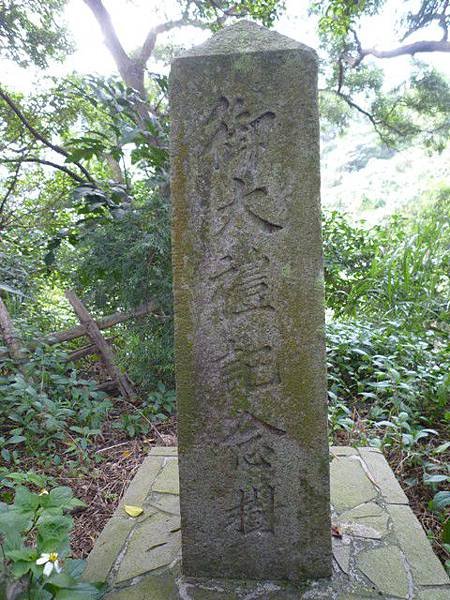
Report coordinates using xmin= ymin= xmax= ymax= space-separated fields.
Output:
xmin=116 ymin=512 xmax=181 ymax=583
xmin=356 ymin=545 xmax=409 ymax=599
xmin=105 ymin=570 xmax=178 ymax=599
xmin=338 ymin=502 xmax=389 ymax=539
xmin=417 ymin=587 xmax=450 ymax=599
xmin=332 ymin=537 xmax=351 ymax=574
xmin=151 ymin=446 xmax=179 ymax=457
xmin=181 ymin=578 xmax=306 ymax=599
xmin=152 ymin=458 xmax=180 ymax=495
xmin=86 ymin=449 xmax=450 ymax=598
xmin=388 ymin=504 xmax=449 ymax=586
xmin=357 ymin=448 xmax=408 ymax=505
xmin=330 ymin=456 xmax=377 ymax=512
xmin=330 ymin=446 xmax=359 ymax=457
xmin=148 ymin=490 xmax=181 ymax=515
xmin=337 ymin=592 xmax=384 ymax=600
xmin=82 ymin=516 xmax=134 ymax=582
xmin=120 ymin=455 xmax=165 ymax=507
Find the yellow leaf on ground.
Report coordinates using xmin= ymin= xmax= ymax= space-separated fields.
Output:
xmin=124 ymin=505 xmax=143 ymax=517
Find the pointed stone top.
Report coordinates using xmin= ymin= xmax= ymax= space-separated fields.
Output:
xmin=177 ymin=20 xmax=316 ymax=59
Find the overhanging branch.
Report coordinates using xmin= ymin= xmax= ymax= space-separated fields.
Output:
xmin=359 ymin=39 xmax=450 ymax=61
xmin=0 ymin=86 xmax=96 ymax=184
xmin=1 ymin=157 xmax=86 ymax=183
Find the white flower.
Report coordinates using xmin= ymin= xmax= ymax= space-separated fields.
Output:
xmin=36 ymin=552 xmax=62 ymax=577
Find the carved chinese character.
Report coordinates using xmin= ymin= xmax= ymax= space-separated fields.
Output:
xmin=216 ymin=340 xmax=280 ymax=394
xmin=211 ymin=248 xmax=274 ymax=315
xmin=211 ymin=177 xmax=284 ymax=236
xmin=223 ymin=413 xmax=286 ymax=536
xmin=227 ymin=483 xmax=275 ymax=534
xmin=204 ymin=96 xmax=275 ymax=173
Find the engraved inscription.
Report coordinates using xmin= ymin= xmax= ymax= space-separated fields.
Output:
xmin=212 ymin=177 xmax=284 ymax=236
xmin=204 ymin=96 xmax=275 ymax=171
xmin=211 ymin=248 xmax=274 ymax=314
xmin=216 ymin=341 xmax=280 ymax=394
xmin=204 ymin=97 xmax=285 ymax=538
xmin=224 ymin=412 xmax=285 ymax=535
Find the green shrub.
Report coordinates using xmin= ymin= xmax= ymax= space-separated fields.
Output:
xmin=0 ymin=346 xmax=112 ymax=466
xmin=0 ymin=484 xmax=104 ymax=599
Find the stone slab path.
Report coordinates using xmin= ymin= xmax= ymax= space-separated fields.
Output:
xmin=84 ymin=446 xmax=450 ymax=599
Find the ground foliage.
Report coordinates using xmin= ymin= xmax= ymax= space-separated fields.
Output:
xmin=1 ymin=188 xmax=449 ymax=571
xmin=0 ymin=0 xmax=449 ymax=585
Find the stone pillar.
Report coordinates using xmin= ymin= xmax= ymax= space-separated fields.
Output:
xmin=170 ymin=20 xmax=331 ymax=582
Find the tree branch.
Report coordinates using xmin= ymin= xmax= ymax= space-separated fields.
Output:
xmin=139 ymin=18 xmax=185 ymax=64
xmin=83 ymin=0 xmax=133 ymax=82
xmin=0 ymin=161 xmax=21 ymax=217
xmin=322 ymin=87 xmax=407 ymax=145
xmin=359 ymin=39 xmax=450 ymax=61
xmin=0 ymin=157 xmax=86 ymax=184
xmin=0 ymin=86 xmax=96 ymax=184
xmin=350 ymin=23 xmax=450 ymax=67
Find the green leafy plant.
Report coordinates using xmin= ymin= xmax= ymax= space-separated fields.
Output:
xmin=0 ymin=485 xmax=104 ymax=599
xmin=0 ymin=346 xmax=112 ymax=465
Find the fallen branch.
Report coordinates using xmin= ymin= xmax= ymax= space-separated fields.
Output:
xmin=40 ymin=301 xmax=159 ymax=346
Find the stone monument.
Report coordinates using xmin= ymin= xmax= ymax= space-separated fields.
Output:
xmin=170 ymin=20 xmax=331 ymax=582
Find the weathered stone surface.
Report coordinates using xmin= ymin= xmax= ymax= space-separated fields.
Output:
xmin=120 ymin=455 xmax=164 ymax=507
xmin=388 ymin=504 xmax=450 ymax=586
xmin=148 ymin=491 xmax=180 ymax=516
xmin=337 ymin=592 xmax=382 ymax=600
xmin=151 ymin=446 xmax=178 ymax=456
xmin=105 ymin=570 xmax=179 ymax=599
xmin=170 ymin=19 xmax=330 ymax=581
xmin=356 ymin=545 xmax=409 ymax=598
xmin=357 ymin=448 xmax=408 ymax=504
xmin=82 ymin=516 xmax=133 ymax=582
xmin=339 ymin=502 xmax=389 ymax=539
xmin=331 ymin=446 xmax=358 ymax=457
xmin=86 ymin=448 xmax=450 ymax=599
xmin=332 ymin=537 xmax=351 ymax=574
xmin=116 ymin=512 xmax=181 ymax=583
xmin=417 ymin=587 xmax=450 ymax=599
xmin=152 ymin=458 xmax=179 ymax=494
xmin=330 ymin=456 xmax=377 ymax=512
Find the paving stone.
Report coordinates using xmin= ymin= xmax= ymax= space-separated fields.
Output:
xmin=83 ymin=516 xmax=134 ymax=582
xmin=180 ymin=579 xmax=307 ymax=599
xmin=358 ymin=448 xmax=408 ymax=504
xmin=339 ymin=502 xmax=389 ymax=539
xmin=356 ymin=545 xmax=409 ymax=598
xmin=148 ymin=491 xmax=180 ymax=515
xmin=388 ymin=504 xmax=450 ymax=586
xmin=87 ymin=452 xmax=450 ymax=598
xmin=331 ymin=446 xmax=359 ymax=457
xmin=152 ymin=458 xmax=179 ymax=495
xmin=105 ymin=570 xmax=179 ymax=599
xmin=337 ymin=592 xmax=382 ymax=600
xmin=116 ymin=511 xmax=181 ymax=583
xmin=119 ymin=455 xmax=164 ymax=508
xmin=330 ymin=455 xmax=377 ymax=512
xmin=150 ymin=446 xmax=178 ymax=457
xmin=332 ymin=537 xmax=351 ymax=574
xmin=417 ymin=587 xmax=450 ymax=599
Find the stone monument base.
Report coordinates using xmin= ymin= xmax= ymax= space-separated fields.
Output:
xmin=83 ymin=446 xmax=450 ymax=599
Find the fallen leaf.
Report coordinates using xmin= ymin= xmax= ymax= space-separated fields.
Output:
xmin=331 ymin=524 xmax=342 ymax=538
xmin=122 ymin=450 xmax=132 ymax=458
xmin=124 ymin=505 xmax=143 ymax=518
